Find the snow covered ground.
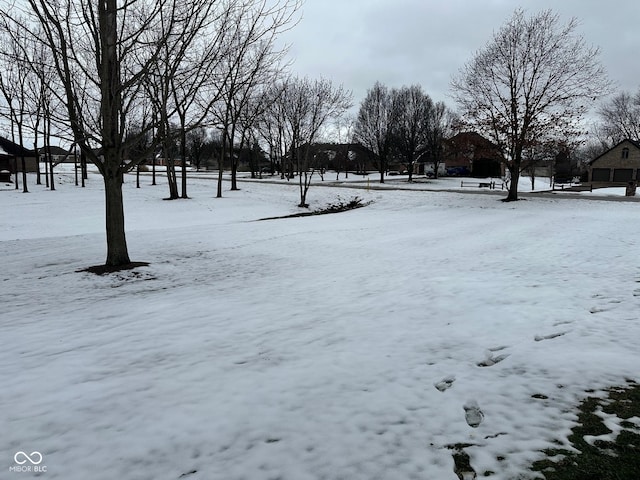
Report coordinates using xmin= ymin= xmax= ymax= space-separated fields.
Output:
xmin=2 ymin=170 xmax=639 ymax=480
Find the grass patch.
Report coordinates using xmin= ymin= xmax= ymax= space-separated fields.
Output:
xmin=531 ymin=380 xmax=640 ymax=479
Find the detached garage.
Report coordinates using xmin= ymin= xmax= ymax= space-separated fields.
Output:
xmin=588 ymin=139 xmax=640 ymax=184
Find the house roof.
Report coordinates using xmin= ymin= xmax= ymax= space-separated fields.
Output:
xmin=0 ymin=136 xmax=34 ymax=157
xmin=43 ymin=145 xmax=72 ymax=156
xmin=445 ymin=132 xmax=502 ymax=161
xmin=589 ymin=139 xmax=640 ymax=165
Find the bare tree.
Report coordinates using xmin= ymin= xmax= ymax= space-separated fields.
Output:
xmin=353 ymin=82 xmax=393 ymax=183
xmin=389 ymin=85 xmax=433 ymax=182
xmin=422 ymin=101 xmax=451 ymax=179
xmin=451 ymin=9 xmax=610 ymax=201
xmin=256 ymin=81 xmax=288 ymax=178
xmin=236 ymin=90 xmax=271 ymax=178
xmin=597 ymin=88 xmax=640 ymax=144
xmin=211 ymin=0 xmax=298 ymax=197
xmin=326 ymin=114 xmax=354 ymax=180
xmin=10 ymin=0 xmax=221 ymax=266
xmin=1 ymin=14 xmax=71 ymax=191
xmin=0 ymin=19 xmax=33 ymax=192
xmin=279 ymin=76 xmax=352 ymax=207
xmin=186 ymin=127 xmax=209 ymax=172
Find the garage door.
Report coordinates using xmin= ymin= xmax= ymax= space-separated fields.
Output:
xmin=592 ymin=168 xmax=611 ymax=182
xmin=613 ymin=169 xmax=633 ymax=182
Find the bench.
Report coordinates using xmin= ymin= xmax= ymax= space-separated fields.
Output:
xmin=0 ymin=170 xmax=12 ymax=182
xmin=552 ymin=183 xmax=593 ymax=192
xmin=460 ymin=181 xmax=502 ymax=190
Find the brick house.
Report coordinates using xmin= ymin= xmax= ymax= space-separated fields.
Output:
xmin=444 ymin=132 xmax=504 ymax=177
xmin=588 ymin=139 xmax=640 ymax=184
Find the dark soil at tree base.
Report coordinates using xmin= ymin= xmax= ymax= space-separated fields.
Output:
xmin=79 ymin=262 xmax=150 ymax=275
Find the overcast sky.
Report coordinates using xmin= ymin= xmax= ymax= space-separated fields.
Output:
xmin=279 ymin=0 xmax=640 ymax=111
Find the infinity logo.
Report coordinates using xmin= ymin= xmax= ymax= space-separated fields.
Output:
xmin=14 ymin=451 xmax=43 ymax=465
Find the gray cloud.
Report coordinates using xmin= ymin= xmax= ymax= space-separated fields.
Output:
xmin=279 ymin=0 xmax=640 ymax=111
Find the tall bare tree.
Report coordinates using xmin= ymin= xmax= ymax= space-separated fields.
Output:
xmin=389 ymin=85 xmax=433 ymax=182
xmin=10 ymin=0 xmax=234 ymax=266
xmin=211 ymin=0 xmax=298 ymax=197
xmin=186 ymin=127 xmax=209 ymax=172
xmin=279 ymin=76 xmax=352 ymax=207
xmin=422 ymin=101 xmax=451 ymax=179
xmin=256 ymin=81 xmax=288 ymax=178
xmin=353 ymin=82 xmax=394 ymax=184
xmin=451 ymin=9 xmax=610 ymax=201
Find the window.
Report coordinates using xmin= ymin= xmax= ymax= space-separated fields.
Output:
xmin=622 ymin=148 xmax=629 ymax=159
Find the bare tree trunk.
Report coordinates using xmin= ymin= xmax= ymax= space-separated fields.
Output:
xmin=103 ymin=168 xmax=130 ymax=265
xmin=506 ymin=166 xmax=519 ymax=201
xmin=166 ymin=158 xmax=179 ymax=199
xmin=180 ymin=127 xmax=188 ymax=198
xmin=13 ymin=157 xmax=19 ymax=189
xmin=230 ymin=129 xmax=239 ymax=191
xmin=75 ymin=153 xmax=79 ymax=185
xmin=81 ymin=150 xmax=86 ymax=187
xmin=99 ymin=0 xmax=128 ymax=264
xmin=35 ymin=145 xmax=42 ymax=185
xmin=529 ymin=166 xmax=536 ymax=191
xmin=47 ymin=135 xmax=54 ymax=191
xmin=21 ymin=155 xmax=28 ymax=192
xmin=217 ymin=126 xmax=227 ymax=198
xmin=44 ymin=150 xmax=49 ymax=188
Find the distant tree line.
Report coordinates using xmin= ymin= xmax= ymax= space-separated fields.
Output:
xmin=352 ymin=82 xmax=453 ymax=184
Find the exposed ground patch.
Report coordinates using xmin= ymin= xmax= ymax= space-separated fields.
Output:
xmin=531 ymin=380 xmax=640 ymax=479
xmin=448 ymin=443 xmax=479 ymax=479
xmin=258 ymin=196 xmax=371 ymax=221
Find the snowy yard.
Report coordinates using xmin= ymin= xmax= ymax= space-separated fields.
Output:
xmin=2 ymin=170 xmax=639 ymax=479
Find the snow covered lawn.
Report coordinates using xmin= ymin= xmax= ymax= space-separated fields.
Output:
xmin=2 ymin=171 xmax=639 ymax=479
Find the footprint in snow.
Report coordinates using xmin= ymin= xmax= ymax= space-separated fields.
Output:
xmin=488 ymin=345 xmax=508 ymax=352
xmin=477 ymin=350 xmax=509 ymax=367
xmin=589 ymin=299 xmax=623 ymax=314
xmin=534 ymin=331 xmax=567 ymax=342
xmin=435 ymin=376 xmax=456 ymax=392
xmin=463 ymin=401 xmax=484 ymax=428
xmin=553 ymin=320 xmax=574 ymax=327
xmin=589 ymin=306 xmax=608 ymax=314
